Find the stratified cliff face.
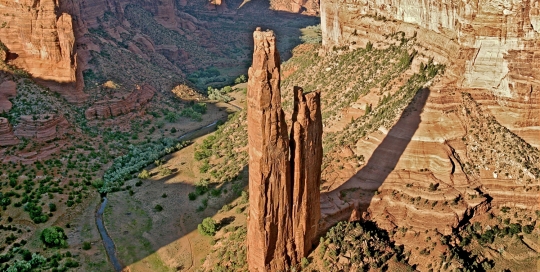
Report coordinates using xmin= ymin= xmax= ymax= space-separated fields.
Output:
xmin=0 ymin=0 xmax=86 ymax=103
xmin=318 ymin=0 xmax=540 ymax=238
xmin=85 ymin=84 xmax=155 ymax=120
xmin=247 ymin=29 xmax=322 ymax=271
xmin=13 ymin=115 xmax=70 ymax=142
xmin=321 ymin=0 xmax=540 ymax=111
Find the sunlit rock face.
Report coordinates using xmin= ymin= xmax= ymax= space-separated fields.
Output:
xmin=318 ymin=0 xmax=540 ymax=240
xmin=247 ymin=28 xmax=322 ymax=271
xmin=0 ymin=0 xmax=87 ymax=103
xmin=270 ymin=0 xmax=320 ymax=14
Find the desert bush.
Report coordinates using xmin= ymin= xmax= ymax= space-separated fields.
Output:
xmin=40 ymin=227 xmax=67 ymax=248
xmin=198 ymin=217 xmax=217 ymax=236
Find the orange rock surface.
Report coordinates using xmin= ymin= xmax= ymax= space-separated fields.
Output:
xmin=290 ymin=87 xmax=322 ymax=261
xmin=317 ymin=0 xmax=540 ymax=234
xmin=0 ymin=0 xmax=86 ymax=103
xmin=247 ymin=28 xmax=295 ymax=271
xmin=247 ymin=28 xmax=323 ymax=271
xmin=270 ymin=0 xmax=320 ymax=14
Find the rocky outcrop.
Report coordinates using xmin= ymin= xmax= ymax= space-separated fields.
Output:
xmin=0 ymin=0 xmax=86 ymax=103
xmin=247 ymin=28 xmax=322 ymax=271
xmin=270 ymin=0 xmax=320 ymax=14
xmin=316 ymin=0 xmax=540 ymax=236
xmin=85 ymin=84 xmax=155 ymax=120
xmin=0 ymin=80 xmax=16 ymax=113
xmin=290 ymin=87 xmax=323 ymax=260
xmin=13 ymin=115 xmax=70 ymax=142
xmin=320 ymin=0 xmax=540 ymax=145
xmin=0 ymin=117 xmax=19 ymax=146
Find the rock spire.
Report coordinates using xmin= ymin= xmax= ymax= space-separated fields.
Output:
xmin=247 ymin=27 xmax=322 ymax=271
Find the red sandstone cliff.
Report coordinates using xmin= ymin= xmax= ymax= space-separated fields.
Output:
xmin=13 ymin=115 xmax=70 ymax=143
xmin=270 ymin=0 xmax=320 ymax=14
xmin=290 ymin=87 xmax=323 ymax=261
xmin=317 ymin=0 xmax=540 ymax=236
xmin=247 ymin=28 xmax=295 ymax=271
xmin=0 ymin=0 xmax=87 ymax=103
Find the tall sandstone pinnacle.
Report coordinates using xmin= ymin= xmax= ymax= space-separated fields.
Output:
xmin=290 ymin=86 xmax=323 ymax=261
xmin=247 ymin=28 xmax=322 ymax=271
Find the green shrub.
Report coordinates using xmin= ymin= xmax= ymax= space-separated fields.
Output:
xmin=40 ymin=227 xmax=68 ymax=248
xmin=48 ymin=203 xmax=57 ymax=212
xmin=198 ymin=217 xmax=217 ymax=236
xmin=82 ymin=241 xmax=91 ymax=250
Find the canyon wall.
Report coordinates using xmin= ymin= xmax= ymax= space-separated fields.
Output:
xmin=0 ymin=0 xmax=86 ymax=103
xmin=321 ymin=0 xmax=540 ymax=108
xmin=317 ymin=0 xmax=540 ymax=237
xmin=270 ymin=0 xmax=320 ymax=14
xmin=247 ymin=28 xmax=322 ymax=271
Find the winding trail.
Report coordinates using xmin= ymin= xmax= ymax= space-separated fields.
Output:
xmin=96 ymin=101 xmax=242 ymax=271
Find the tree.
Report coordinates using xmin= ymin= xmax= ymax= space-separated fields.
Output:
xmin=365 ymin=104 xmax=372 ymax=115
xmin=40 ymin=227 xmax=68 ymax=248
xmin=198 ymin=217 xmax=217 ymax=236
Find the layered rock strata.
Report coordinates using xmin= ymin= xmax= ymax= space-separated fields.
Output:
xmin=0 ymin=117 xmax=19 ymax=146
xmin=13 ymin=114 xmax=70 ymax=142
xmin=247 ymin=29 xmax=322 ymax=271
xmin=317 ymin=0 xmax=540 ymax=237
xmin=85 ymin=84 xmax=155 ymax=120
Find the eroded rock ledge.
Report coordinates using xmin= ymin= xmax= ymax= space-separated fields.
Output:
xmin=247 ymin=28 xmax=323 ymax=271
xmin=84 ymin=84 xmax=155 ymax=120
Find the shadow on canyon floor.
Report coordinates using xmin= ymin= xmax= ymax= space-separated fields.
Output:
xmin=322 ymin=88 xmax=431 ymax=227
xmin=104 ymin=88 xmax=432 ymax=271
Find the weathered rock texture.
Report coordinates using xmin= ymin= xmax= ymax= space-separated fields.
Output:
xmin=13 ymin=115 xmax=70 ymax=142
xmin=290 ymin=86 xmax=323 ymax=260
xmin=247 ymin=29 xmax=322 ymax=271
xmin=247 ymin=28 xmax=295 ymax=271
xmin=0 ymin=0 xmax=86 ymax=103
xmin=317 ymin=0 xmax=540 ymax=238
xmin=0 ymin=80 xmax=16 ymax=113
xmin=0 ymin=117 xmax=19 ymax=146
xmin=270 ymin=0 xmax=320 ymax=14
xmin=85 ymin=84 xmax=155 ymax=120
xmin=320 ymin=0 xmax=540 ymax=147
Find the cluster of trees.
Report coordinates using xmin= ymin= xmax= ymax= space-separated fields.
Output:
xmin=207 ymin=86 xmax=234 ymax=102
xmin=102 ymin=139 xmax=190 ymax=192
